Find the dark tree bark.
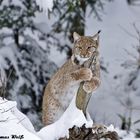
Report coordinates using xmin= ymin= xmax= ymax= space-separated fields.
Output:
xmin=76 ymin=31 xmax=101 ymax=117
xmin=13 ymin=28 xmax=19 ymax=47
xmin=59 ymin=124 xmax=119 ymax=140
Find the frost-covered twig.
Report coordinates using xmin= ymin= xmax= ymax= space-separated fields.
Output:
xmin=1 ymin=106 xmax=15 ymax=113
xmin=120 ymin=23 xmax=140 ymax=69
xmin=0 ymin=68 xmax=13 ymax=99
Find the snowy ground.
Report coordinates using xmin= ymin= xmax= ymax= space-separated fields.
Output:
xmin=0 ymin=98 xmax=41 ymax=140
xmin=0 ymin=97 xmax=140 ymax=140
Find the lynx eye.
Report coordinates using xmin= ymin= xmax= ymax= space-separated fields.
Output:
xmin=75 ymin=47 xmax=82 ymax=52
xmin=88 ymin=46 xmax=95 ymax=51
xmin=77 ymin=47 xmax=82 ymax=50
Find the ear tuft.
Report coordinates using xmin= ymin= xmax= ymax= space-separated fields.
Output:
xmin=92 ymin=30 xmax=101 ymax=40
xmin=97 ymin=30 xmax=101 ymax=34
xmin=73 ymin=32 xmax=81 ymax=41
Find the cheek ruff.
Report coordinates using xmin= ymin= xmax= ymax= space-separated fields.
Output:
xmin=74 ymin=55 xmax=89 ymax=65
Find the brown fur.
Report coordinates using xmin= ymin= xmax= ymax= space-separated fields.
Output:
xmin=42 ymin=32 xmax=100 ymax=125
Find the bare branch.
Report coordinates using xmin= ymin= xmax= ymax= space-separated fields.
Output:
xmin=118 ymin=24 xmax=138 ymax=40
xmin=0 ymin=68 xmax=14 ymax=99
xmin=1 ymin=106 xmax=15 ymax=113
xmin=0 ymin=70 xmax=6 ymax=99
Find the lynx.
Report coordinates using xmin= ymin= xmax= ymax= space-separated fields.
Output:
xmin=42 ymin=31 xmax=101 ymax=125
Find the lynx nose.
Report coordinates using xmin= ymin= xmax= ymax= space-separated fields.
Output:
xmin=81 ymin=54 xmax=89 ymax=58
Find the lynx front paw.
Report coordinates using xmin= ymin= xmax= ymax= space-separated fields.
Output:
xmin=83 ymin=77 xmax=100 ymax=93
xmin=83 ymin=81 xmax=94 ymax=93
xmin=79 ymin=68 xmax=92 ymax=81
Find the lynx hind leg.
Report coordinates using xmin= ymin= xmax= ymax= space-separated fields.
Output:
xmin=83 ymin=77 xmax=100 ymax=93
xmin=71 ymin=68 xmax=92 ymax=82
xmin=42 ymin=98 xmax=64 ymax=125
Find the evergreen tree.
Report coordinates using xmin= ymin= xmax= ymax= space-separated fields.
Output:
xmin=0 ymin=0 xmax=114 ymax=130
xmin=114 ymin=24 xmax=140 ymax=133
xmin=50 ymin=0 xmax=112 ymax=59
xmin=127 ymin=0 xmax=140 ymax=5
xmin=0 ymin=0 xmax=57 ymax=130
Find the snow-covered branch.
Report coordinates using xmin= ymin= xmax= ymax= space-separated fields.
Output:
xmin=36 ymin=0 xmax=53 ymax=12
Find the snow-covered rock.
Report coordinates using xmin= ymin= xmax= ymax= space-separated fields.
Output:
xmin=37 ymin=95 xmax=93 ymax=140
xmin=1 ymin=97 xmax=140 ymax=140
xmin=0 ymin=97 xmax=41 ymax=140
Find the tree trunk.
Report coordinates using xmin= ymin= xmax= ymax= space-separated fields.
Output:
xmin=76 ymin=47 xmax=100 ymax=117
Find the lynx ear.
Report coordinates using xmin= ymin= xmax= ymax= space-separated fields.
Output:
xmin=73 ymin=32 xmax=81 ymax=42
xmin=92 ymin=30 xmax=101 ymax=40
xmin=92 ymin=30 xmax=101 ymax=45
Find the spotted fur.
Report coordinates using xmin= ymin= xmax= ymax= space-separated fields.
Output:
xmin=42 ymin=32 xmax=101 ymax=125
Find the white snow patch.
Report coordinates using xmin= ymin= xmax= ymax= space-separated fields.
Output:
xmin=107 ymin=124 xmax=115 ymax=132
xmin=37 ymin=95 xmax=93 ymax=140
xmin=36 ymin=0 xmax=53 ymax=13
xmin=1 ymin=97 xmax=140 ymax=139
xmin=0 ymin=98 xmax=41 ymax=140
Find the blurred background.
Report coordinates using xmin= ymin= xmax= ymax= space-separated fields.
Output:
xmin=0 ymin=0 xmax=140 ymax=136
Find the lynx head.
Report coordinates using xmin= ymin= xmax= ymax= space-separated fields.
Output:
xmin=71 ymin=31 xmax=100 ymax=65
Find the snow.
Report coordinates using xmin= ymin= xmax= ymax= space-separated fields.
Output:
xmin=0 ymin=0 xmax=57 ymax=128
xmin=0 ymin=96 xmax=93 ymax=140
xmin=116 ymin=128 xmax=140 ymax=140
xmin=107 ymin=124 xmax=115 ymax=132
xmin=36 ymin=0 xmax=53 ymax=12
xmin=0 ymin=98 xmax=41 ymax=140
xmin=0 ymin=44 xmax=25 ymax=100
xmin=37 ymin=95 xmax=93 ymax=140
xmin=1 ymin=97 xmax=140 ymax=140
